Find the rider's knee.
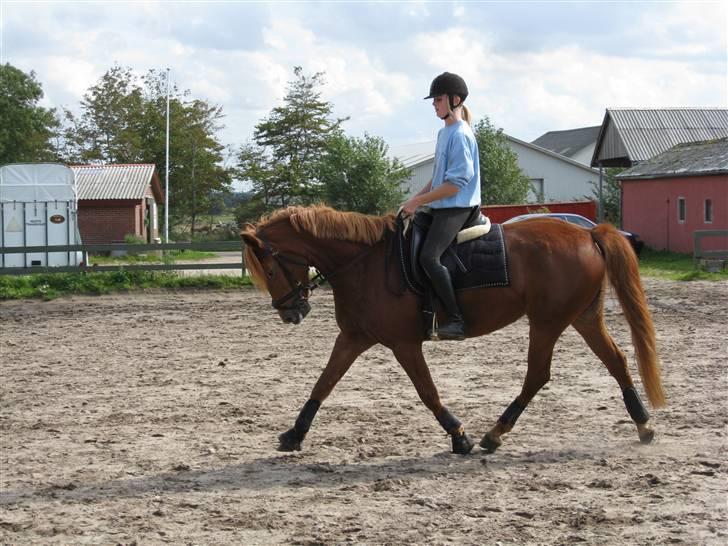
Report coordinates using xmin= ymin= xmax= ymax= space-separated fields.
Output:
xmin=419 ymin=253 xmax=439 ymax=276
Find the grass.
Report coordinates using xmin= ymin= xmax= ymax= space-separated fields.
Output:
xmin=90 ymin=249 xmax=217 ymax=265
xmin=0 ymin=270 xmax=253 ymax=300
xmin=638 ymin=248 xmax=728 ymax=281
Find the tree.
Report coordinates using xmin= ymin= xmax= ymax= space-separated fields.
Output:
xmin=0 ymin=63 xmax=59 ymax=164
xmin=60 ymin=65 xmax=146 ymax=163
xmin=172 ymin=99 xmax=231 ymax=236
xmin=237 ymin=66 xmax=347 ymax=209
xmin=591 ymin=167 xmax=624 ymax=225
xmin=317 ymin=132 xmax=409 ymax=215
xmin=473 ymin=117 xmax=532 ymax=205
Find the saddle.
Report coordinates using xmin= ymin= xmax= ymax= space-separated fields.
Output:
xmin=395 ymin=207 xmax=510 ymax=337
xmin=397 ymin=207 xmax=510 ymax=294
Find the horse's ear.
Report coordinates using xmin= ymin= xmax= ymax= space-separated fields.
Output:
xmin=240 ymin=226 xmax=262 ymax=249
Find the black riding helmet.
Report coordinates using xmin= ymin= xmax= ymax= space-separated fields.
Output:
xmin=424 ymin=72 xmax=469 ymax=111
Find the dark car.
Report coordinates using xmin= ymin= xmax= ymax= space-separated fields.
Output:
xmin=503 ymin=212 xmax=644 ymax=256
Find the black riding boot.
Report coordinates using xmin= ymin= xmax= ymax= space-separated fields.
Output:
xmin=427 ymin=265 xmax=466 ymax=341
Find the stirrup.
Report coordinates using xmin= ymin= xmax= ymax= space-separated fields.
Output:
xmin=428 ymin=316 xmax=466 ymax=341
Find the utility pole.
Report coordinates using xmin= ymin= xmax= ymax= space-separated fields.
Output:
xmin=164 ymin=68 xmax=171 ymax=243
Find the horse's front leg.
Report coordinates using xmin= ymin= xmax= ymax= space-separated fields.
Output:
xmin=391 ymin=343 xmax=474 ymax=455
xmin=278 ymin=332 xmax=374 ymax=452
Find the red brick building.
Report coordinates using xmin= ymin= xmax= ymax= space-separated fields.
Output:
xmin=71 ymin=164 xmax=164 ymax=245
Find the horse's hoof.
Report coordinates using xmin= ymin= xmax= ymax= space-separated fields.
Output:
xmin=637 ymin=424 xmax=655 ymax=445
xmin=479 ymin=433 xmax=502 ymax=454
xmin=277 ymin=428 xmax=302 ymax=452
xmin=452 ymin=432 xmax=475 ymax=455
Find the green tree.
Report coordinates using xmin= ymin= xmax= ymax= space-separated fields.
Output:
xmin=317 ymin=132 xmax=409 ymax=214
xmin=591 ymin=167 xmax=624 ymax=224
xmin=173 ymin=99 xmax=231 ymax=237
xmin=60 ymin=65 xmax=146 ymax=163
xmin=238 ymin=66 xmax=347 ymax=209
xmin=0 ymin=63 xmax=59 ymax=164
xmin=473 ymin=117 xmax=531 ymax=205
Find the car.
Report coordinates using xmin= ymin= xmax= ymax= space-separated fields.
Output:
xmin=503 ymin=212 xmax=644 ymax=256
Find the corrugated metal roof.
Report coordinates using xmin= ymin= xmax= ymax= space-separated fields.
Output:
xmin=617 ymin=138 xmax=728 ymax=180
xmin=387 ymin=141 xmax=436 ymax=169
xmin=71 ymin=164 xmax=156 ymax=200
xmin=592 ymin=108 xmax=728 ymax=167
xmin=531 ymin=126 xmax=600 ymax=157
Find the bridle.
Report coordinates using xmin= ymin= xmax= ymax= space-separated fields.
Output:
xmin=256 ymin=235 xmax=375 ymax=312
xmin=258 ymin=238 xmax=326 ymax=311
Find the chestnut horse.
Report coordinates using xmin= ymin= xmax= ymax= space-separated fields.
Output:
xmin=241 ymin=205 xmax=665 ymax=455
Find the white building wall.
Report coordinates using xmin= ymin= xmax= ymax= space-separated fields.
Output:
xmin=404 ymin=163 xmax=433 ymax=196
xmin=506 ymin=139 xmax=600 ymax=203
xmin=395 ymin=138 xmax=600 ymax=202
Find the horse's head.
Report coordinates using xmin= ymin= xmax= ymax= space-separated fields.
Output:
xmin=241 ymin=226 xmax=313 ymax=325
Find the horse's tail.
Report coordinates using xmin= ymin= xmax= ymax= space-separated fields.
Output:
xmin=591 ymin=225 xmax=666 ymax=408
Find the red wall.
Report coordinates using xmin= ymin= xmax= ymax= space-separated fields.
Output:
xmin=482 ymin=201 xmax=597 ymax=224
xmin=78 ymin=200 xmax=140 ymax=244
xmin=622 ymin=175 xmax=728 ymax=253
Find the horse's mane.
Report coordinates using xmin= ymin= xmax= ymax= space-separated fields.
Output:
xmin=241 ymin=205 xmax=395 ymax=290
xmin=253 ymin=204 xmax=395 ymax=244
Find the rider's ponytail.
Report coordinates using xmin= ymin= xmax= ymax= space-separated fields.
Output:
xmin=462 ymin=105 xmax=472 ymax=126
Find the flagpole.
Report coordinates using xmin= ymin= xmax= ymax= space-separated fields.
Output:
xmin=164 ymin=67 xmax=171 ymax=243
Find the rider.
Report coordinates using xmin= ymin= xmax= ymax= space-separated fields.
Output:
xmin=401 ymin=72 xmax=481 ymax=340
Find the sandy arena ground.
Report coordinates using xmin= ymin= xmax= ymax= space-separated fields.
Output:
xmin=0 ymin=278 xmax=726 ymax=545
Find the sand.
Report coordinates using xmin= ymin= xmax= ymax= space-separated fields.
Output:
xmin=1 ymin=278 xmax=726 ymax=545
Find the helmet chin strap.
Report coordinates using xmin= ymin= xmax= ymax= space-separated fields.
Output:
xmin=439 ymin=95 xmax=462 ymax=120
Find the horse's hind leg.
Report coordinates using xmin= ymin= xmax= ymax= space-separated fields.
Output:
xmin=391 ymin=343 xmax=475 ymax=455
xmin=572 ymin=308 xmax=655 ymax=444
xmin=480 ymin=324 xmax=563 ymax=453
xmin=278 ymin=332 xmax=374 ymax=452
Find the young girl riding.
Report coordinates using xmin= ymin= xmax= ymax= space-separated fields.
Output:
xmin=401 ymin=72 xmax=481 ymax=340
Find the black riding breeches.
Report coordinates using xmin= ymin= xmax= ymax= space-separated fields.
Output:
xmin=419 ymin=207 xmax=473 ymax=278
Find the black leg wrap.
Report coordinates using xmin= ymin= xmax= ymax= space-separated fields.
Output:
xmin=294 ymin=399 xmax=321 ymax=435
xmin=436 ymin=407 xmax=462 ymax=434
xmin=498 ymin=399 xmax=525 ymax=427
xmin=623 ymin=387 xmax=649 ymax=424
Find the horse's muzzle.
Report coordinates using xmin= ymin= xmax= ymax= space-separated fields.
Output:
xmin=279 ymin=300 xmax=311 ymax=324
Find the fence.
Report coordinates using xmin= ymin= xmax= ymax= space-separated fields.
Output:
xmin=0 ymin=241 xmax=245 ymax=276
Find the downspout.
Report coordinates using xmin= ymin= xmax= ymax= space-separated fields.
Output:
xmin=666 ymin=198 xmax=670 ymax=251
xmin=598 ymin=164 xmax=604 ymax=223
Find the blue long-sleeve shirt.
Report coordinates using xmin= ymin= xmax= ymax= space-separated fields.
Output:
xmin=430 ymin=121 xmax=481 ymax=209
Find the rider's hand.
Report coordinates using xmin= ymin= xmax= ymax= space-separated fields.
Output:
xmin=401 ymin=197 xmax=420 ymax=216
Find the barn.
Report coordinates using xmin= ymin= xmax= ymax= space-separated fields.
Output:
xmin=591 ymin=108 xmax=728 ymax=253
xmin=71 ymin=164 xmax=164 ymax=245
xmin=617 ymin=138 xmax=727 ymax=254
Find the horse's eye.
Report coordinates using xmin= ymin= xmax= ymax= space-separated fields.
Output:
xmin=267 ymin=270 xmax=274 ymax=279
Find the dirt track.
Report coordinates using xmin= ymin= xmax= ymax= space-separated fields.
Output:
xmin=1 ymin=279 xmax=726 ymax=545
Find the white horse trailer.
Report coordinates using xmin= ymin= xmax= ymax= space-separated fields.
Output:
xmin=1 ymin=163 xmax=84 ymax=268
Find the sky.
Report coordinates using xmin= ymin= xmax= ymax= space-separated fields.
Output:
xmin=2 ymin=0 xmax=727 ymax=157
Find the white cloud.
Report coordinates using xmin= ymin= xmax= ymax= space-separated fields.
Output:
xmin=1 ymin=0 xmax=725 ymax=148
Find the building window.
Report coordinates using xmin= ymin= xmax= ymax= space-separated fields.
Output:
xmin=705 ymin=199 xmax=713 ymax=224
xmin=677 ymin=197 xmax=686 ymax=223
